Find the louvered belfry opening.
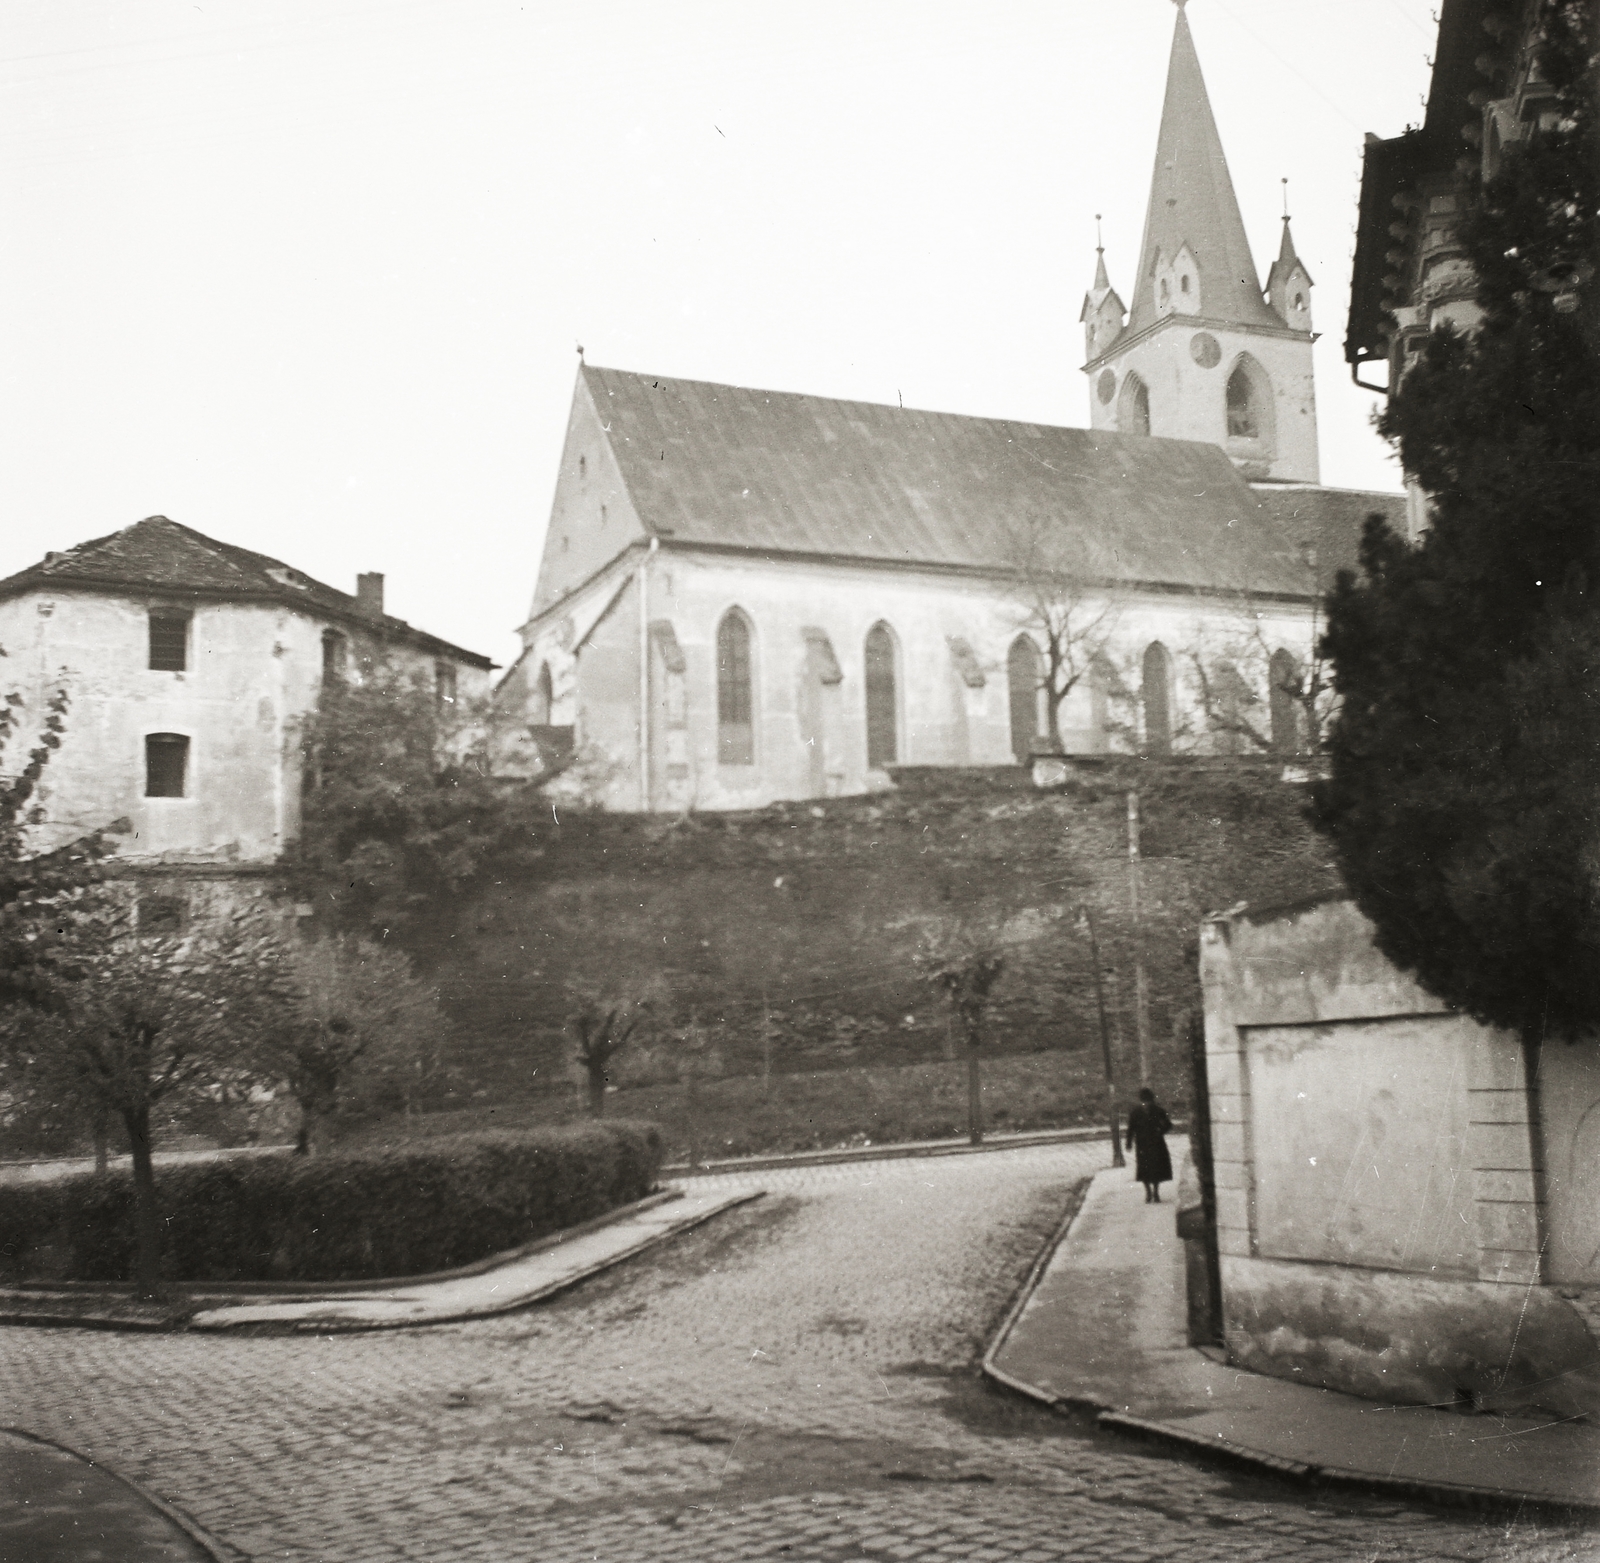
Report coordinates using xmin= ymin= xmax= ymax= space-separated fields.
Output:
xmin=716 ymin=609 xmax=754 ymax=765
xmin=864 ymin=623 xmax=898 ymax=768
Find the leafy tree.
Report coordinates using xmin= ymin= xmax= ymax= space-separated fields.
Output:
xmin=257 ymin=935 xmax=446 ymax=1152
xmin=0 ymin=669 xmax=112 ymax=1010
xmin=0 ymin=899 xmax=282 ymax=1292
xmin=1315 ymin=1 xmax=1599 ymax=1039
xmin=292 ymin=656 xmax=555 ymax=938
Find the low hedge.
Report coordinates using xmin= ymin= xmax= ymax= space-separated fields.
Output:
xmin=0 ymin=1121 xmax=663 ymax=1285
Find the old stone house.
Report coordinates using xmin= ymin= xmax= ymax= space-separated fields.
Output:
xmin=504 ymin=6 xmax=1404 ymax=812
xmin=0 ymin=515 xmax=491 ymax=913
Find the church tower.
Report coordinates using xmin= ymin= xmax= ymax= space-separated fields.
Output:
xmin=1081 ymin=1 xmax=1319 ymax=483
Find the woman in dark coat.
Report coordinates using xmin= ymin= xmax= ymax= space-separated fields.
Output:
xmin=1125 ymin=1087 xmax=1173 ymax=1203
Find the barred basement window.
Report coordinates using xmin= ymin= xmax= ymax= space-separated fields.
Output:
xmin=145 ymin=733 xmax=189 ymax=798
xmin=139 ymin=895 xmax=185 ymax=935
xmin=148 ymin=610 xmax=190 ymax=671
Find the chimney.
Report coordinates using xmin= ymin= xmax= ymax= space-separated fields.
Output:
xmin=356 ymin=572 xmax=384 ymax=617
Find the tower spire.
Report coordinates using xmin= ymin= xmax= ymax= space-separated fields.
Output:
xmin=1125 ymin=2 xmax=1279 ymax=336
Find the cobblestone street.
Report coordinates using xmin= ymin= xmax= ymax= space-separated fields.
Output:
xmin=2 ymin=1143 xmax=1594 ymax=1562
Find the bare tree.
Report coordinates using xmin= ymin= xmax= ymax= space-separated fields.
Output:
xmin=917 ymin=918 xmax=1007 ymax=1146
xmin=566 ymin=988 xmax=651 ymax=1118
xmin=999 ymin=514 xmax=1123 ymax=751
xmin=258 ymin=935 xmax=444 ymax=1152
xmin=1181 ymin=547 xmax=1330 ymax=756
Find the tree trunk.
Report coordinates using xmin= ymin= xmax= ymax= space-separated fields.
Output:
xmin=92 ymin=1114 xmax=110 ymax=1176
xmin=966 ymin=1031 xmax=983 ymax=1146
xmin=586 ymin=1065 xmax=607 ymax=1118
xmin=295 ymin=1104 xmax=314 ymax=1156
xmin=124 ymin=1104 xmax=162 ymax=1298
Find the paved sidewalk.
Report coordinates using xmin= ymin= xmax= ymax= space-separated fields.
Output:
xmin=986 ymin=1151 xmax=1600 ymax=1512
xmin=0 ymin=1428 xmax=225 ymax=1561
xmin=187 ymin=1185 xmax=758 ymax=1332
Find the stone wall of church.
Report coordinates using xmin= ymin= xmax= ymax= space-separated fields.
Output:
xmin=512 ymin=548 xmax=1322 ymax=813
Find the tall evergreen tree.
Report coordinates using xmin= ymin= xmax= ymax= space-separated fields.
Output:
xmin=1315 ymin=2 xmax=1599 ymax=1038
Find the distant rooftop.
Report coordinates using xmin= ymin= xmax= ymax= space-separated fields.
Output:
xmin=0 ymin=515 xmax=491 ymax=668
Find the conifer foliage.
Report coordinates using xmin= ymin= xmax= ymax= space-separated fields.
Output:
xmin=1315 ymin=2 xmax=1599 ymax=1038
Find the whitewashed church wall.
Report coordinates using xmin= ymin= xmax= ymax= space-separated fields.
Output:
xmin=517 ymin=548 xmax=1322 ymax=813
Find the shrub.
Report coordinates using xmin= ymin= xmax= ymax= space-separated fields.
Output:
xmin=0 ymin=1120 xmax=662 ymax=1284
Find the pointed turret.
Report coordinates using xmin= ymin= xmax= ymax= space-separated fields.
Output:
xmin=1079 ymin=235 xmax=1127 ymax=362
xmin=1125 ymin=2 xmax=1280 ymax=337
xmin=1265 ymin=216 xmax=1314 ymax=332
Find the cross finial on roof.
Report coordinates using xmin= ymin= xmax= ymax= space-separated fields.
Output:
xmin=1281 ymin=176 xmax=1290 ymax=223
xmin=577 ymin=342 xmax=585 ymax=363
xmin=1095 ymin=213 xmax=1104 ymax=254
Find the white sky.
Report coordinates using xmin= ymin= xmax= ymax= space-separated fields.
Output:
xmin=0 ymin=0 xmax=1436 ymax=669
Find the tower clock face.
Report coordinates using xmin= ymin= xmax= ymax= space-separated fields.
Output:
xmin=1097 ymin=370 xmax=1117 ymax=405
xmin=1190 ymin=332 xmax=1221 ymax=368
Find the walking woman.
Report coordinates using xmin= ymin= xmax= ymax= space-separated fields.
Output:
xmin=1125 ymin=1086 xmax=1173 ymax=1203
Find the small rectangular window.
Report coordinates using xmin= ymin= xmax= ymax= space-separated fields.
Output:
xmin=148 ymin=611 xmax=190 ymax=671
xmin=145 ymin=734 xmax=189 ymax=798
xmin=436 ymin=661 xmax=458 ymax=707
xmin=322 ymin=631 xmax=346 ymax=681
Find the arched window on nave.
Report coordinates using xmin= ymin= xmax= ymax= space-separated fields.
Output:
xmin=1269 ymin=648 xmax=1300 ymax=755
xmin=864 ymin=622 xmax=898 ymax=769
xmin=532 ymin=661 xmax=553 ymax=726
xmin=1142 ymin=642 xmax=1172 ymax=756
xmin=1008 ymin=636 xmax=1043 ymax=763
xmin=717 ymin=609 xmax=755 ymax=765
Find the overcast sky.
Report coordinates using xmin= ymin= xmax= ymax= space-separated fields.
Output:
xmin=1 ymin=0 xmax=1437 ymax=669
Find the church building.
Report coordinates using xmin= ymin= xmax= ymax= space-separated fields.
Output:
xmin=503 ymin=4 xmax=1404 ymax=812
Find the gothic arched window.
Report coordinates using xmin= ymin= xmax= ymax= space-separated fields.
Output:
xmin=1120 ymin=374 xmax=1151 ymax=436
xmin=716 ymin=609 xmax=755 ymax=765
xmin=864 ymin=622 xmax=898 ymax=768
xmin=1269 ymin=649 xmax=1300 ymax=754
xmin=1142 ymin=642 xmax=1172 ymax=756
xmin=532 ymin=661 xmax=553 ymax=725
xmin=1008 ymin=636 xmax=1043 ymax=762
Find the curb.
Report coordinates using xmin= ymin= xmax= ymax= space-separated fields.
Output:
xmin=665 ymin=1123 xmax=1125 ymax=1178
xmin=2 ymin=1426 xmax=244 ymax=1562
xmin=977 ymin=1183 xmax=1600 ymax=1521
xmin=0 ymin=1188 xmax=722 ymax=1334
xmin=191 ymin=1190 xmax=765 ymax=1335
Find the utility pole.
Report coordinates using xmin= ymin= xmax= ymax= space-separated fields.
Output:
xmin=1081 ymin=906 xmax=1125 ymax=1168
xmin=1127 ymin=790 xmax=1152 ymax=1087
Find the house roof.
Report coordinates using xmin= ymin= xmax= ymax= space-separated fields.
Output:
xmin=1248 ymin=484 xmax=1409 ymax=582
xmin=1121 ymin=6 xmax=1284 ymax=341
xmin=0 ymin=515 xmax=492 ymax=668
xmin=581 ymin=364 xmax=1364 ymax=600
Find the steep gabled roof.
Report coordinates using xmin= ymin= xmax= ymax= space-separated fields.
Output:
xmin=576 ymin=365 xmax=1343 ymax=600
xmin=0 ymin=515 xmax=491 ymax=668
xmin=1249 ymin=484 xmax=1408 ymax=582
xmin=1124 ymin=6 xmax=1282 ymax=339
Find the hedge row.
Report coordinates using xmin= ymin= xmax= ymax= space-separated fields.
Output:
xmin=0 ymin=1121 xmax=663 ymax=1284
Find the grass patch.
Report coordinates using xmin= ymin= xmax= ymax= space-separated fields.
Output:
xmin=339 ymin=1051 xmax=1120 ymax=1164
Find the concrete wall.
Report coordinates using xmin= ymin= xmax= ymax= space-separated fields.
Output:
xmin=512 ymin=548 xmax=1321 ymax=812
xmin=1201 ymin=896 xmax=1600 ymax=1416
xmin=0 ymin=589 xmax=485 ymax=864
